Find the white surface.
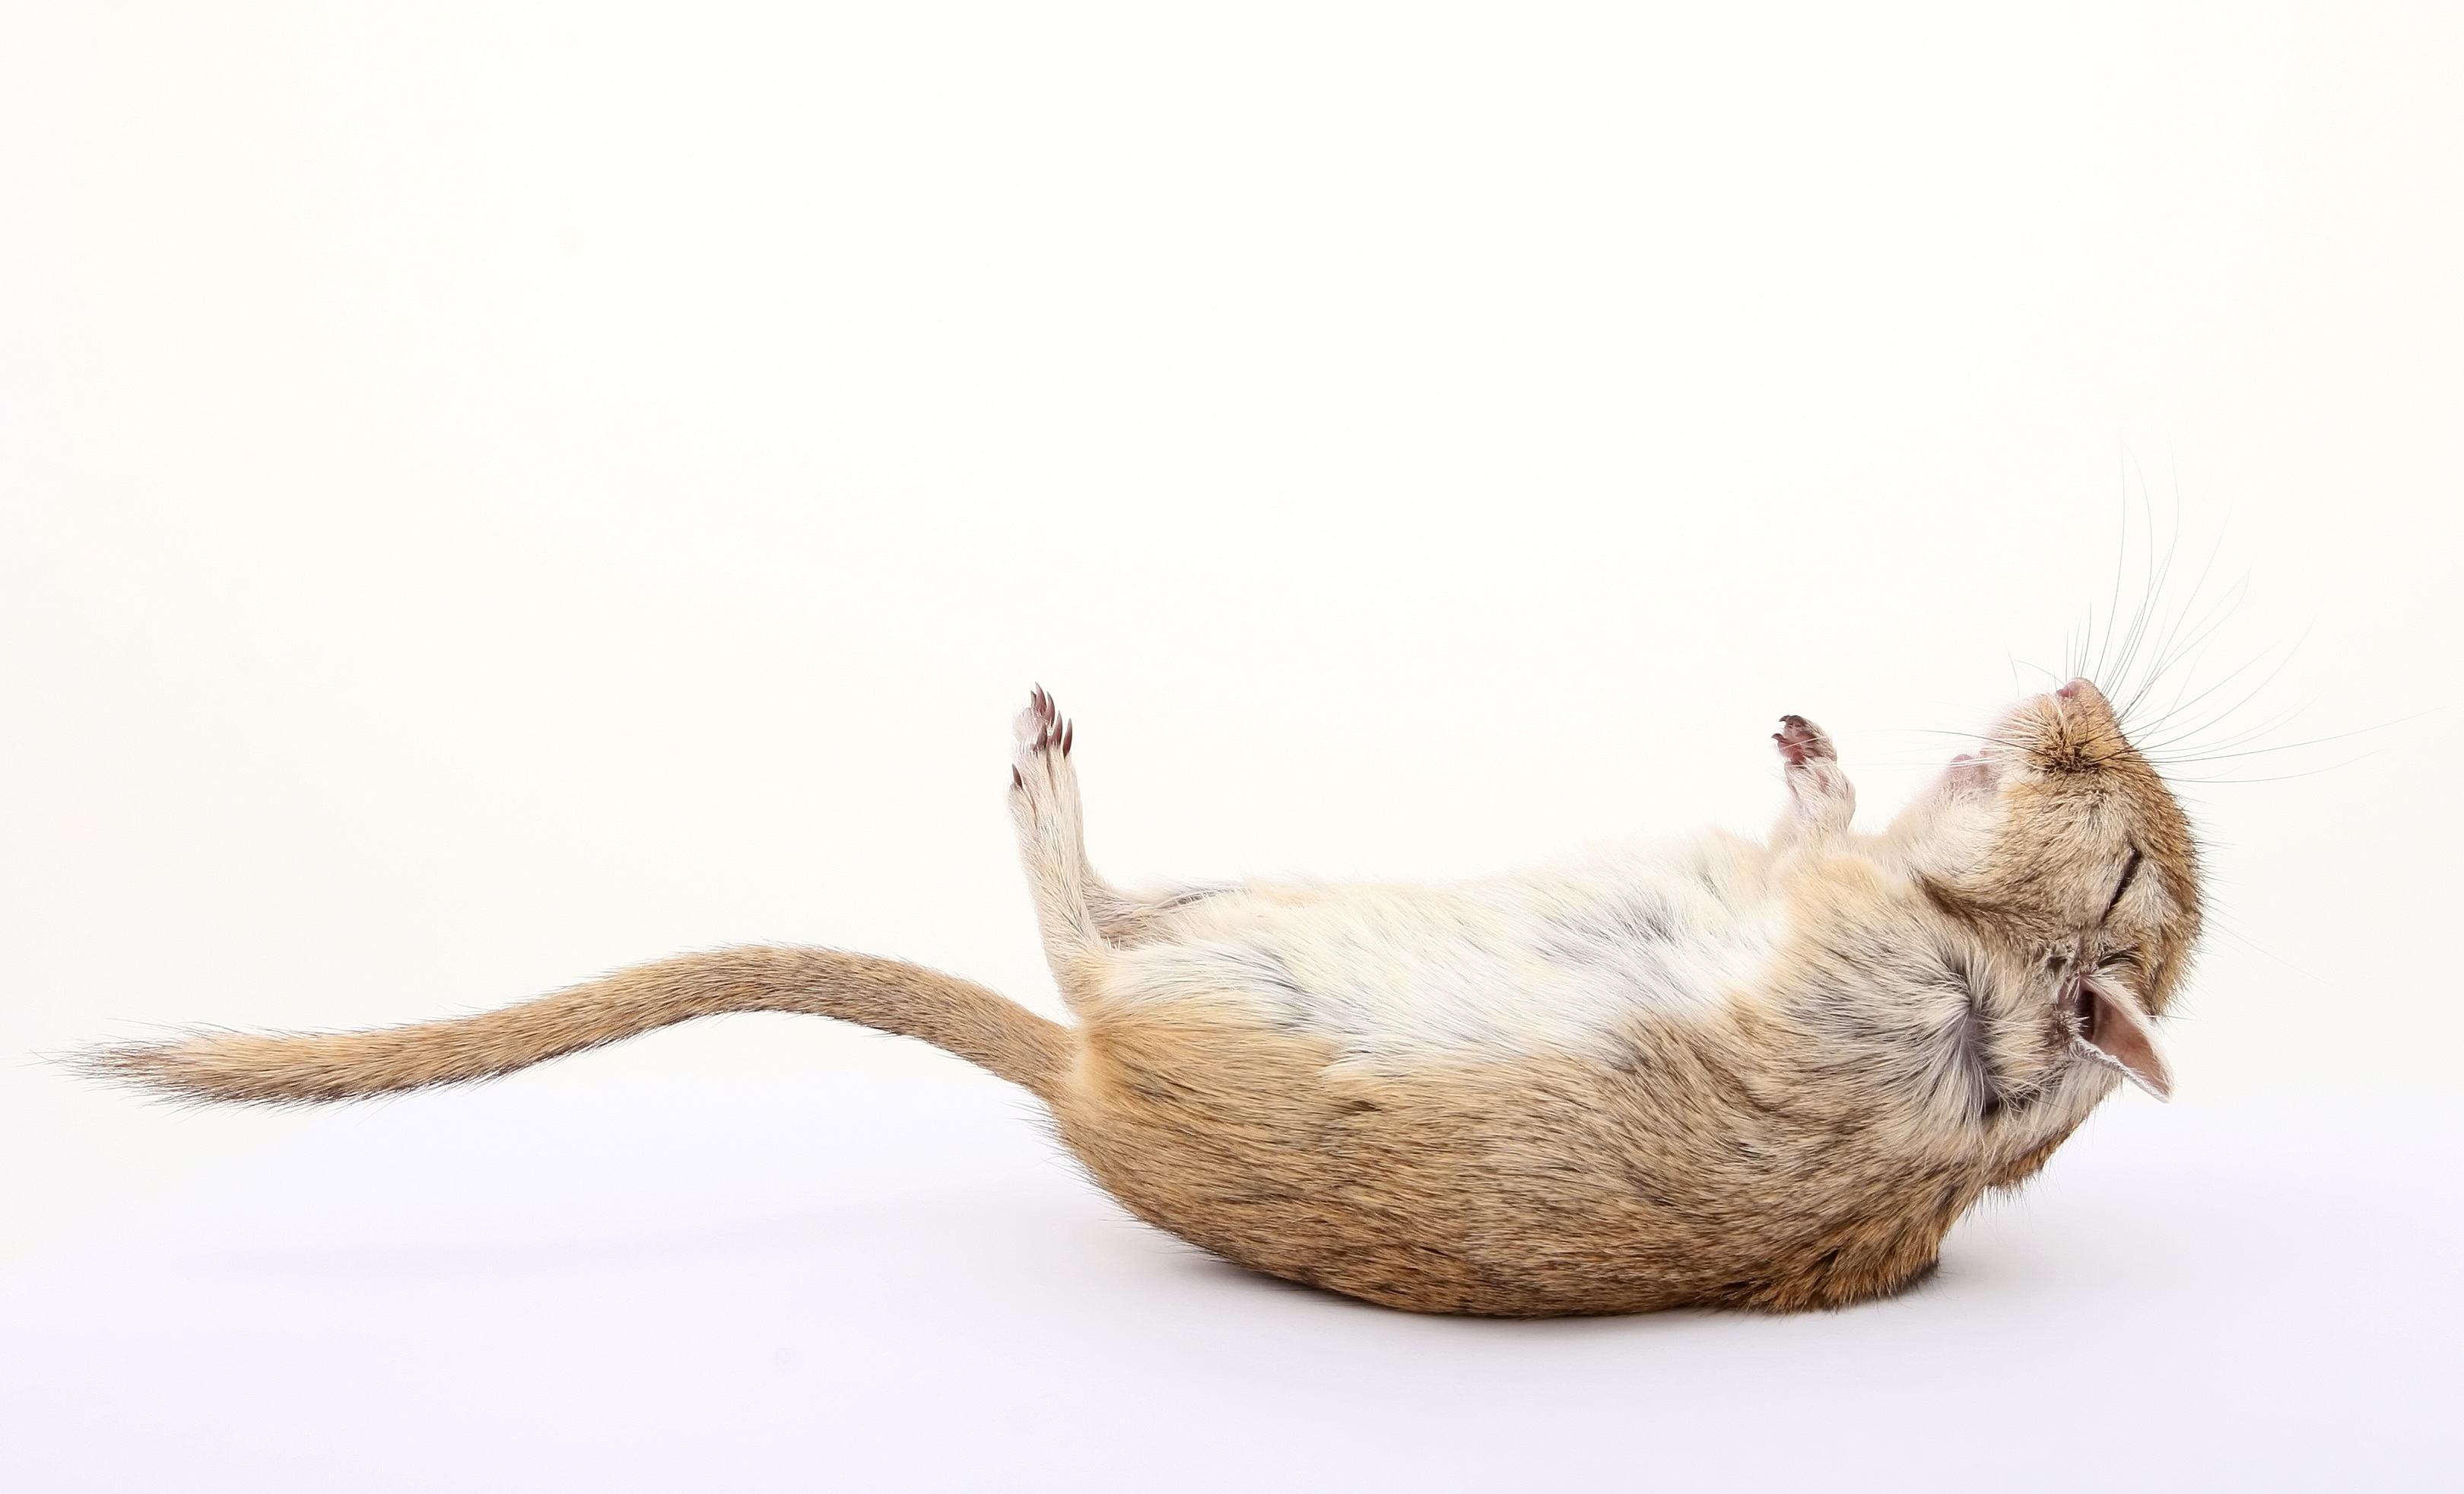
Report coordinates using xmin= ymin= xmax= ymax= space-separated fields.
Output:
xmin=5 ymin=0 xmax=2461 ymax=1266
xmin=2 ymin=1077 xmax=2455 ymax=1491
xmin=2 ymin=7 xmax=2462 ymax=1480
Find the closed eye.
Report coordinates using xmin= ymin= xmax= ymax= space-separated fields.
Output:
xmin=2100 ymin=847 xmax=2143 ymax=922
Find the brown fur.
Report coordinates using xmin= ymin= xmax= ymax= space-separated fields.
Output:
xmin=1054 ymin=1002 xmax=1986 ymax=1314
xmin=82 ymin=948 xmax=1071 ymax=1104
xmin=81 ymin=681 xmax=2200 ymax=1317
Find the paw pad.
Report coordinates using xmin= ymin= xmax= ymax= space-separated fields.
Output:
xmin=1773 ymin=714 xmax=1834 ymax=768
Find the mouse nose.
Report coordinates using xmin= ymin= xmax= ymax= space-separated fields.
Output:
xmin=2053 ymin=679 xmax=2117 ymax=718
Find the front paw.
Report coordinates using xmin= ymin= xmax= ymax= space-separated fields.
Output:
xmin=1773 ymin=714 xmax=1834 ymax=768
xmin=1774 ymin=714 xmax=1853 ymax=833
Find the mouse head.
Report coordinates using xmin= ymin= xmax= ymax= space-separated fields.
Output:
xmin=1891 ymin=679 xmax=2202 ymax=1101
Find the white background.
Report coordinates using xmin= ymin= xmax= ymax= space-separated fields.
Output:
xmin=1 ymin=3 xmax=2459 ymax=1486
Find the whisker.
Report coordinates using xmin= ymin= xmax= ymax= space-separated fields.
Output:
xmin=2151 ymin=755 xmax=2391 ymax=784
xmin=2201 ymin=914 xmax=2321 ymax=981
xmin=2120 ymin=596 xmax=2273 ymax=739
xmin=2104 ymin=459 xmax=2175 ymax=705
xmin=2142 ymin=719 xmax=2418 ymax=764
xmin=2126 ymin=650 xmax=2316 ymax=755
xmin=2118 ymin=532 xmax=2237 ymax=729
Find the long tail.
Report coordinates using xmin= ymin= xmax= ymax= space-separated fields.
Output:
xmin=78 ymin=946 xmax=1075 ymax=1105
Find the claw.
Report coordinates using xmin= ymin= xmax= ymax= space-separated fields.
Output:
xmin=1017 ymin=687 xmax=1077 ymax=759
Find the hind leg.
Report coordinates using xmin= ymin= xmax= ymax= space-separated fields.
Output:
xmin=1009 ymin=689 xmax=1106 ymax=993
xmin=1013 ymin=688 xmax=1233 ymax=1007
xmin=1008 ymin=690 xmax=1230 ymax=966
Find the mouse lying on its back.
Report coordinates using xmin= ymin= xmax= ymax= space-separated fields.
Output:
xmin=88 ymin=681 xmax=2200 ymax=1316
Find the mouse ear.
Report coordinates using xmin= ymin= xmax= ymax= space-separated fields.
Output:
xmin=2071 ymin=977 xmax=2173 ymax=1101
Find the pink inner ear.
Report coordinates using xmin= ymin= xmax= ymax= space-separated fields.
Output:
xmin=2078 ymin=981 xmax=2173 ymax=1100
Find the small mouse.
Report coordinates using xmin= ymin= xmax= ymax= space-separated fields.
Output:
xmin=85 ymin=679 xmax=2199 ymax=1315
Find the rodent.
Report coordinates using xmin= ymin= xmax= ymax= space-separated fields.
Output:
xmin=84 ymin=679 xmax=2201 ymax=1317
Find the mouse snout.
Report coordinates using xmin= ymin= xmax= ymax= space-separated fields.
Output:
xmin=2054 ymin=679 xmax=2112 ymax=712
xmin=1973 ymin=679 xmax=2119 ymax=773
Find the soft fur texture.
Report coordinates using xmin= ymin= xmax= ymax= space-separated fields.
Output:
xmin=85 ymin=682 xmax=2200 ymax=1316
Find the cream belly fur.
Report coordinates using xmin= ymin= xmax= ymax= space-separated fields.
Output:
xmin=84 ymin=685 xmax=2202 ymax=1317
xmin=1094 ymin=845 xmax=1790 ymax=1069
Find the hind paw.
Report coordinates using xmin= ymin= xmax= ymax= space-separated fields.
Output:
xmin=1015 ymin=686 xmax=1072 ymax=759
xmin=1011 ymin=687 xmax=1075 ymax=788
